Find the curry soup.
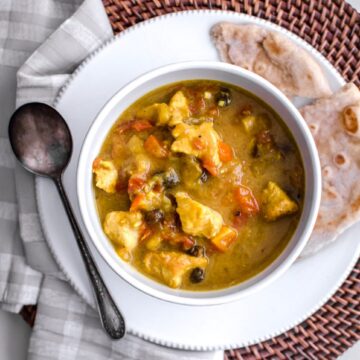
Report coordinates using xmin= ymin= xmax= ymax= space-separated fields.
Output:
xmin=93 ymin=80 xmax=304 ymax=291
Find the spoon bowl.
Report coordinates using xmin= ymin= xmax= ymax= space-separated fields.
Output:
xmin=9 ymin=103 xmax=72 ymax=177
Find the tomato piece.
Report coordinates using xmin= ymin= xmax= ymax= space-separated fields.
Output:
xmin=192 ymin=137 xmax=205 ymax=150
xmin=118 ymin=119 xmax=153 ymax=133
xmin=130 ymin=193 xmax=145 ymax=211
xmin=144 ymin=135 xmax=168 ymax=158
xmin=92 ymin=157 xmax=102 ymax=170
xmin=211 ymin=226 xmax=237 ymax=252
xmin=181 ymin=236 xmax=195 ymax=250
xmin=187 ymin=89 xmax=206 ymax=116
xmin=202 ymin=158 xmax=218 ymax=176
xmin=117 ymin=122 xmax=132 ymax=133
xmin=169 ymin=234 xmax=195 ymax=250
xmin=239 ymin=104 xmax=253 ymax=116
xmin=196 ymin=97 xmax=206 ymax=115
xmin=234 ymin=185 xmax=259 ymax=216
xmin=131 ymin=120 xmax=153 ymax=132
xmin=232 ymin=211 xmax=249 ymax=228
xmin=140 ymin=224 xmax=152 ymax=242
xmin=207 ymin=105 xmax=219 ymax=118
xmin=218 ymin=141 xmax=233 ymax=162
xmin=128 ymin=176 xmax=146 ymax=194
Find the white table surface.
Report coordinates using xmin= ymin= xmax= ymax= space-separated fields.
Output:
xmin=1 ymin=0 xmax=359 ymax=358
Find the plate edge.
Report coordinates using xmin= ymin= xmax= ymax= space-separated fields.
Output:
xmin=37 ymin=10 xmax=355 ymax=351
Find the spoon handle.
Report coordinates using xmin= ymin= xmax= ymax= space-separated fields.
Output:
xmin=54 ymin=177 xmax=125 ymax=339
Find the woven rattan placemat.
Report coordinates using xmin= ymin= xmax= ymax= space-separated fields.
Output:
xmin=102 ymin=1 xmax=360 ymax=358
xmin=22 ymin=1 xmax=359 ymax=358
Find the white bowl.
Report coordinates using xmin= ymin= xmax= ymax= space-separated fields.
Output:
xmin=77 ymin=61 xmax=321 ymax=306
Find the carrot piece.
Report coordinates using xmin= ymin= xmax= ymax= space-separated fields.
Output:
xmin=202 ymin=158 xmax=218 ymax=176
xmin=218 ymin=141 xmax=233 ymax=162
xmin=211 ymin=226 xmax=237 ymax=252
xmin=234 ymin=185 xmax=259 ymax=216
xmin=130 ymin=193 xmax=145 ymax=211
xmin=144 ymin=135 xmax=168 ymax=158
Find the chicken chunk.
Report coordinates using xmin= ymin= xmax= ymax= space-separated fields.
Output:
xmin=175 ymin=192 xmax=223 ymax=238
xmin=103 ymin=211 xmax=143 ymax=250
xmin=171 ymin=122 xmax=221 ymax=172
xmin=261 ymin=181 xmax=298 ymax=221
xmin=136 ymin=103 xmax=171 ymax=126
xmin=131 ymin=190 xmax=172 ymax=212
xmin=92 ymin=158 xmax=118 ymax=193
xmin=136 ymin=91 xmax=190 ymax=127
xmin=124 ymin=135 xmax=152 ymax=175
xmin=168 ymin=91 xmax=190 ymax=126
xmin=144 ymin=251 xmax=207 ymax=288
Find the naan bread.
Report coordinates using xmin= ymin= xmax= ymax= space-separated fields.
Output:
xmin=300 ymin=83 xmax=360 ymax=256
xmin=211 ymin=23 xmax=332 ymax=98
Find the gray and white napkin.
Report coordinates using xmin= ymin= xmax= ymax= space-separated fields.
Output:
xmin=0 ymin=0 xmax=222 ymax=358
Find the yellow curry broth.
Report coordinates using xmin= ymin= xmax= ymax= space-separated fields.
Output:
xmin=94 ymin=80 xmax=304 ymax=290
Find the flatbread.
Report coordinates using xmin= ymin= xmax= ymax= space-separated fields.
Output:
xmin=211 ymin=22 xmax=332 ymax=98
xmin=300 ymin=83 xmax=360 ymax=256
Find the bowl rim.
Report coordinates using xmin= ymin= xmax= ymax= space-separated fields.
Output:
xmin=77 ymin=61 xmax=322 ymax=306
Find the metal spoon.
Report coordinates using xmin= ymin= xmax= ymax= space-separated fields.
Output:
xmin=8 ymin=102 xmax=126 ymax=339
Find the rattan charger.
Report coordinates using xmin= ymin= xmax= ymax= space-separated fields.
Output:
xmin=23 ymin=1 xmax=360 ymax=359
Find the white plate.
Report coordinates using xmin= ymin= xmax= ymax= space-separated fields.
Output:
xmin=36 ymin=11 xmax=360 ymax=350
